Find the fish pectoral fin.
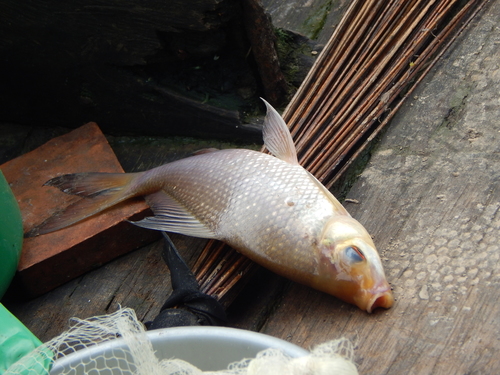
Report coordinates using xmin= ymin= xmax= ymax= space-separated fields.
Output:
xmin=130 ymin=191 xmax=217 ymax=239
xmin=261 ymin=98 xmax=299 ymax=165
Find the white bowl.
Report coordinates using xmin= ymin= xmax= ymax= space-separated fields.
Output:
xmin=50 ymin=326 xmax=308 ymax=374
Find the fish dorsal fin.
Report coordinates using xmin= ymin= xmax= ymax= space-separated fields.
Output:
xmin=130 ymin=191 xmax=217 ymax=239
xmin=192 ymin=148 xmax=219 ymax=156
xmin=261 ymin=98 xmax=299 ymax=165
xmin=306 ymin=171 xmax=350 ymax=216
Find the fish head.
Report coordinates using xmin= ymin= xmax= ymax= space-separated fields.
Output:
xmin=314 ymin=216 xmax=394 ymax=313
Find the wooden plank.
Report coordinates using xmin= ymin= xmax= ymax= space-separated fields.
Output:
xmin=5 ymin=234 xmax=206 ymax=343
xmin=1 ymin=123 xmax=159 ymax=297
xmin=254 ymin=1 xmax=500 ymax=373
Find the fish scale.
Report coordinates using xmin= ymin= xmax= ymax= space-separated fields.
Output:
xmin=144 ymin=148 xmax=337 ymax=281
xmin=30 ymin=100 xmax=394 ymax=312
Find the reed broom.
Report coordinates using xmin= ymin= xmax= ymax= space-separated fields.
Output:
xmin=193 ymin=0 xmax=489 ymax=303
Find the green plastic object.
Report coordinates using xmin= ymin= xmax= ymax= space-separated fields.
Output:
xmin=0 ymin=303 xmax=47 ymax=373
xmin=0 ymin=170 xmax=50 ymax=373
xmin=0 ymin=170 xmax=23 ymax=298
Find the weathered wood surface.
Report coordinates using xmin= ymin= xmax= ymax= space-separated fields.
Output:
xmin=1 ymin=123 xmax=158 ymax=297
xmin=2 ymin=1 xmax=500 ymax=374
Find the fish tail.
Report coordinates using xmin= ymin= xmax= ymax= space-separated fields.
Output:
xmin=26 ymin=172 xmax=142 ymax=237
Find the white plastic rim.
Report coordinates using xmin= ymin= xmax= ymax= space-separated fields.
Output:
xmin=50 ymin=326 xmax=309 ymax=374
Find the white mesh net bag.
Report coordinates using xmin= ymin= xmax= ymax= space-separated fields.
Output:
xmin=5 ymin=308 xmax=358 ymax=375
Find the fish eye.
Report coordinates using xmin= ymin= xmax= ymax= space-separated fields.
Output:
xmin=345 ymin=246 xmax=365 ymax=262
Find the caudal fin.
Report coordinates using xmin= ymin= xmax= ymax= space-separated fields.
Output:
xmin=26 ymin=172 xmax=141 ymax=237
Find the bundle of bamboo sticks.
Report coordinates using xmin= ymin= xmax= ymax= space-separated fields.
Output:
xmin=193 ymin=0 xmax=488 ymax=303
xmin=284 ymin=0 xmax=487 ymax=189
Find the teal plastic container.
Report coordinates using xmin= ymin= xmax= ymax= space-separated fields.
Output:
xmin=0 ymin=170 xmax=23 ymax=298
xmin=0 ymin=170 xmax=48 ymax=373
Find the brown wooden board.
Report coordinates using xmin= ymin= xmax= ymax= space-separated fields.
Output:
xmin=0 ymin=123 xmax=159 ymax=297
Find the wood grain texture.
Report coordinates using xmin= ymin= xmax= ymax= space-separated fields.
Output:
xmin=2 ymin=1 xmax=499 ymax=374
xmin=1 ymin=123 xmax=158 ymax=297
xmin=5 ymin=234 xmax=206 ymax=343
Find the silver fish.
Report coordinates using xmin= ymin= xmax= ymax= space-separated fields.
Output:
xmin=29 ymin=100 xmax=393 ymax=312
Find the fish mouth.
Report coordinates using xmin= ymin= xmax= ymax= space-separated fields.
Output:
xmin=365 ymin=289 xmax=394 ymax=313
